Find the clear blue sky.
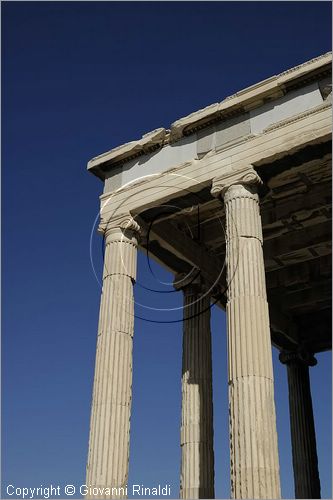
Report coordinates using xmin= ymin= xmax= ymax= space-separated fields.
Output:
xmin=2 ymin=2 xmax=332 ymax=499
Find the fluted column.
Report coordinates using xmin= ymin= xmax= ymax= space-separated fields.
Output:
xmin=86 ymin=215 xmax=140 ymax=499
xmin=279 ymin=350 xmax=321 ymax=499
xmin=212 ymin=168 xmax=281 ymax=499
xmin=175 ymin=275 xmax=215 ymax=499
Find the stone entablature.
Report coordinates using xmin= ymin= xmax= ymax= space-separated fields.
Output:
xmin=97 ymin=101 xmax=331 ymax=225
xmin=88 ymin=52 xmax=331 ymax=183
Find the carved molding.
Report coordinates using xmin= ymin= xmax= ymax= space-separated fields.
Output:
xmin=169 ymin=52 xmax=331 ymax=141
xmin=279 ymin=348 xmax=317 ymax=367
xmin=279 ymin=51 xmax=331 ymax=78
xmin=88 ymin=127 xmax=167 ymax=172
xmin=263 ymin=101 xmax=332 ymax=134
xmin=98 ymin=213 xmax=141 ymax=236
xmin=88 ymin=53 xmax=331 ymax=179
xmin=174 ymin=268 xmax=206 ymax=294
xmin=174 ymin=268 xmax=225 ymax=297
xmin=211 ymin=166 xmax=263 ymax=199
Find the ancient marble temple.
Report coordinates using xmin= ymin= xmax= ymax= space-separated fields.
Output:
xmin=85 ymin=52 xmax=332 ymax=499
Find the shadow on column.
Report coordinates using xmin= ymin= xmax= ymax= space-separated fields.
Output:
xmin=280 ymin=349 xmax=321 ymax=499
xmin=181 ymin=298 xmax=215 ymax=499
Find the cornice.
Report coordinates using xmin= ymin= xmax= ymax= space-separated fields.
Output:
xmin=88 ymin=128 xmax=167 ymax=179
xmin=87 ymin=52 xmax=331 ymax=180
xmin=279 ymin=52 xmax=331 ymax=80
xmin=169 ymin=52 xmax=331 ymax=141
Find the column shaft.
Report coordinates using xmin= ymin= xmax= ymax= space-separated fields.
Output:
xmin=282 ymin=353 xmax=321 ymax=498
xmin=224 ymin=182 xmax=281 ymax=499
xmin=86 ymin=223 xmax=139 ymax=499
xmin=180 ymin=285 xmax=215 ymax=499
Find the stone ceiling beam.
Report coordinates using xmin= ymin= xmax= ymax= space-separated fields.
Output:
xmin=269 ymin=281 xmax=331 ymax=312
xmin=264 ymin=220 xmax=331 ymax=257
xmin=143 ymin=220 xmax=227 ymax=304
xmin=266 ymin=255 xmax=331 ymax=290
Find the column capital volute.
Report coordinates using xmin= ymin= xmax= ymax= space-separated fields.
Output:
xmin=174 ymin=268 xmax=209 ymax=295
xmin=279 ymin=348 xmax=317 ymax=367
xmin=211 ymin=166 xmax=263 ymax=200
xmin=98 ymin=213 xmax=141 ymax=240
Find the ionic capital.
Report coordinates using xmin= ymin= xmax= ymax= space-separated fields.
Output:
xmin=174 ymin=268 xmax=208 ymax=295
xmin=98 ymin=213 xmax=141 ymax=241
xmin=279 ymin=348 xmax=317 ymax=367
xmin=211 ymin=166 xmax=263 ymax=201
